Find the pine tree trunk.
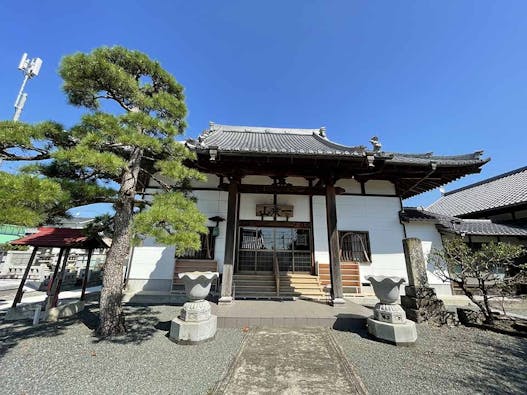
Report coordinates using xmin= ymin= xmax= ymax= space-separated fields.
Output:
xmin=97 ymin=147 xmax=142 ymax=337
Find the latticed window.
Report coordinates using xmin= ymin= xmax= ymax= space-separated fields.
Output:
xmin=338 ymin=231 xmax=371 ymax=263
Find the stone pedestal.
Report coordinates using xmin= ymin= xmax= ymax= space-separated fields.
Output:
xmin=402 ymin=238 xmax=449 ymax=325
xmin=365 ymin=275 xmax=417 ymax=346
xmin=170 ymin=300 xmax=217 ymax=344
xmin=367 ymin=318 xmax=417 ymax=346
xmin=169 ymin=271 xmax=219 ymax=344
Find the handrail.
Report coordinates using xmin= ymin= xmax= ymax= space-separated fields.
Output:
xmin=273 ymin=254 xmax=280 ymax=297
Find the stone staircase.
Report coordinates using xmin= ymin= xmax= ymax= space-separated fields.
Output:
xmin=234 ymin=272 xmax=328 ymax=301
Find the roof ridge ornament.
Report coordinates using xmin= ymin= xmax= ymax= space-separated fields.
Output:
xmin=370 ymin=136 xmax=382 ymax=153
xmin=319 ymin=127 xmax=326 ymax=138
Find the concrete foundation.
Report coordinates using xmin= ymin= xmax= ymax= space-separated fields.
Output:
xmin=367 ymin=317 xmax=417 ymax=346
xmin=170 ymin=315 xmax=217 ymax=344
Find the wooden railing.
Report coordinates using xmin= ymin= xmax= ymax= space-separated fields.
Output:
xmin=273 ymin=254 xmax=280 ymax=297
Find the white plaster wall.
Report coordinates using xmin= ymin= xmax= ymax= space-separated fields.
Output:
xmin=191 ymin=173 xmax=220 ymax=188
xmin=336 ymin=196 xmax=407 ymax=282
xmin=239 ymin=194 xmax=310 ymax=222
xmin=405 ymin=222 xmax=452 ymax=295
xmin=242 ymin=175 xmax=272 ymax=185
xmin=312 ymin=196 xmax=329 ymax=264
xmin=364 ymin=180 xmax=396 ymax=195
xmin=242 ymin=176 xmax=309 ymax=186
xmin=286 ymin=177 xmax=310 ymax=187
xmin=335 ymin=178 xmax=361 ymax=194
xmin=127 ymin=246 xmax=175 ymax=292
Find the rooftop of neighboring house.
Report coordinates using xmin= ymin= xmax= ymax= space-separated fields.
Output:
xmin=401 ymin=206 xmax=527 ymax=237
xmin=427 ymin=166 xmax=527 ymax=218
xmin=183 ymin=122 xmax=490 ymax=199
xmin=48 ymin=217 xmax=94 ymax=229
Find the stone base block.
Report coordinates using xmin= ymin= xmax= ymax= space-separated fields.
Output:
xmin=404 ymin=286 xmax=436 ymax=299
xmin=5 ymin=304 xmax=42 ymax=321
xmin=457 ymin=308 xmax=485 ymax=325
xmin=170 ymin=315 xmax=217 ymax=344
xmin=180 ymin=300 xmax=211 ymax=321
xmin=367 ymin=317 xmax=417 ymax=346
xmin=373 ymin=303 xmax=406 ymax=324
xmin=332 ymin=298 xmax=346 ymax=306
xmin=218 ymin=296 xmax=233 ymax=305
xmin=46 ymin=301 xmax=85 ymax=322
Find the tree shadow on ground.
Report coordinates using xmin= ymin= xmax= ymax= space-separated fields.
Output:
xmin=89 ymin=304 xmax=174 ymax=345
xmin=445 ymin=331 xmax=527 ymax=394
xmin=0 ymin=302 xmax=179 ymax=360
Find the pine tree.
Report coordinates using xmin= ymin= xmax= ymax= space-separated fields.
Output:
xmin=0 ymin=47 xmax=207 ymax=336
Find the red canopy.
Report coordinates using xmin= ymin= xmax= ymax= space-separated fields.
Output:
xmin=11 ymin=227 xmax=109 ymax=249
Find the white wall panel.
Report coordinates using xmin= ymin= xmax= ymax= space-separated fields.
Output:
xmin=335 ymin=178 xmax=361 ymax=194
xmin=405 ymin=222 xmax=452 ymax=295
xmin=364 ymin=180 xmax=396 ymax=195
xmin=336 ymin=195 xmax=408 ymax=283
xmin=128 ymin=246 xmax=175 ymax=280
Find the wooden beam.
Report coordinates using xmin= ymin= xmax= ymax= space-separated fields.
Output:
xmin=219 ymin=183 xmax=345 ymax=196
xmin=239 ymin=220 xmax=310 ymax=229
xmin=12 ymin=247 xmax=39 ymax=308
xmin=80 ymin=248 xmax=94 ymax=301
xmin=325 ymin=181 xmax=344 ymax=305
xmin=219 ymin=179 xmax=239 ymax=304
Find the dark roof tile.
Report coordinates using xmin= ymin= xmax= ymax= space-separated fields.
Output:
xmin=401 ymin=207 xmax=527 ymax=237
xmin=427 ymin=166 xmax=527 ymax=216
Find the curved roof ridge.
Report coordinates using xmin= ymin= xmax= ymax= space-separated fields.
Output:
xmin=210 ymin=123 xmax=322 ymax=136
xmin=310 ymin=133 xmax=367 ymax=154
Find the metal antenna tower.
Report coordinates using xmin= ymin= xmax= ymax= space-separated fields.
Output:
xmin=13 ymin=53 xmax=43 ymax=121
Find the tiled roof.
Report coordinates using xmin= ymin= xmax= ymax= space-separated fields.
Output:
xmin=11 ymin=227 xmax=109 ymax=248
xmin=401 ymin=207 xmax=527 ymax=237
xmin=187 ymin=123 xmax=487 ymax=165
xmin=187 ymin=123 xmax=367 ymax=157
xmin=427 ymin=166 xmax=527 ymax=216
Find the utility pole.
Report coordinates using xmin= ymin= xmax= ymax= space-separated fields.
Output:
xmin=13 ymin=53 xmax=43 ymax=122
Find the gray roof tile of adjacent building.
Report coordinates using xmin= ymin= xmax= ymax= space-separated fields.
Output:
xmin=427 ymin=166 xmax=527 ymax=216
xmin=187 ymin=122 xmax=488 ymax=166
xmin=401 ymin=207 xmax=527 ymax=237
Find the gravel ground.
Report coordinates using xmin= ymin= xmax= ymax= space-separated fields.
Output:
xmin=0 ymin=304 xmax=244 ymax=395
xmin=333 ymin=324 xmax=527 ymax=395
xmin=2 ymin=303 xmax=526 ymax=395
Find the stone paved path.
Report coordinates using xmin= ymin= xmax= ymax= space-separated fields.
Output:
xmin=213 ymin=327 xmax=368 ymax=394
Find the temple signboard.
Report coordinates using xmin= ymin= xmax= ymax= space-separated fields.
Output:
xmin=256 ymin=204 xmax=294 ymax=218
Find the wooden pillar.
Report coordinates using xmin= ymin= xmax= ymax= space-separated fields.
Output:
xmin=219 ymin=178 xmax=239 ymax=304
xmin=12 ymin=247 xmax=39 ymax=308
xmin=44 ymin=248 xmax=64 ymax=311
xmin=325 ymin=180 xmax=345 ymax=305
xmin=80 ymin=248 xmax=94 ymax=301
xmin=52 ymin=248 xmax=70 ymax=307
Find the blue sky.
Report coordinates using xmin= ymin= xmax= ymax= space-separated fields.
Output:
xmin=1 ymin=1 xmax=526 ymax=217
